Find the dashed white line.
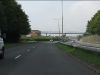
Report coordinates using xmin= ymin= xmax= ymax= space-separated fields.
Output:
xmin=15 ymin=54 xmax=22 ymax=59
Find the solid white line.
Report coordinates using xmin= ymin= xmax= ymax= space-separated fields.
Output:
xmin=15 ymin=54 xmax=21 ymax=59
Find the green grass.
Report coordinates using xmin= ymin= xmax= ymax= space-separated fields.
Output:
xmin=5 ymin=42 xmax=35 ymax=48
xmin=5 ymin=43 xmax=24 ymax=48
xmin=56 ymin=43 xmax=100 ymax=69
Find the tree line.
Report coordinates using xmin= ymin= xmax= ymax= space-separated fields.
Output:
xmin=0 ymin=0 xmax=31 ymax=43
xmin=86 ymin=10 xmax=100 ymax=35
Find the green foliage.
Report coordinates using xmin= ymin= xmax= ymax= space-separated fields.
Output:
xmin=0 ymin=1 xmax=7 ymax=34
xmin=86 ymin=10 xmax=100 ymax=35
xmin=0 ymin=0 xmax=31 ymax=42
xmin=21 ymin=36 xmax=60 ymax=42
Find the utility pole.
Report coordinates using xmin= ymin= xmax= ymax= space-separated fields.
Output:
xmin=61 ymin=0 xmax=63 ymax=36
xmin=53 ymin=18 xmax=60 ymax=37
xmin=58 ymin=19 xmax=60 ymax=37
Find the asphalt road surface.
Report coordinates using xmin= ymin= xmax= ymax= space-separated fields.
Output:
xmin=0 ymin=42 xmax=97 ymax=75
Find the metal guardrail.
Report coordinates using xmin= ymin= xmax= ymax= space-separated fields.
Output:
xmin=60 ymin=41 xmax=100 ymax=53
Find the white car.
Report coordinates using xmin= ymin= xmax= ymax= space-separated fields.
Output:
xmin=0 ymin=34 xmax=4 ymax=59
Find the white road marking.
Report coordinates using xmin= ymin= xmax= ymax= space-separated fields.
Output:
xmin=15 ymin=54 xmax=21 ymax=59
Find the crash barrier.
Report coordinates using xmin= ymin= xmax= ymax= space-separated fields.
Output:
xmin=60 ymin=41 xmax=100 ymax=53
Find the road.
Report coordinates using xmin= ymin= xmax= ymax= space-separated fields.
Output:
xmin=0 ymin=42 xmax=97 ymax=75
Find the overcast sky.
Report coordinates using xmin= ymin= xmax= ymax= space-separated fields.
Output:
xmin=17 ymin=1 xmax=100 ymax=33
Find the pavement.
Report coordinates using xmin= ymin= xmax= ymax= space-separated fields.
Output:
xmin=0 ymin=42 xmax=97 ymax=75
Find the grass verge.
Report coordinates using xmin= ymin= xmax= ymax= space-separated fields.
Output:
xmin=56 ymin=43 xmax=100 ymax=69
xmin=5 ymin=43 xmax=25 ymax=48
xmin=5 ymin=42 xmax=35 ymax=48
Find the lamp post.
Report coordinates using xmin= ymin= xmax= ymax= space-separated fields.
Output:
xmin=53 ymin=18 xmax=60 ymax=37
xmin=61 ymin=0 xmax=63 ymax=36
xmin=58 ymin=19 xmax=60 ymax=37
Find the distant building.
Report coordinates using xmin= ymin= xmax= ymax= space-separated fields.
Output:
xmin=26 ymin=30 xmax=41 ymax=37
xmin=31 ymin=30 xmax=41 ymax=37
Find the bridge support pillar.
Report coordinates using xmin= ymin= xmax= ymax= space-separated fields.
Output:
xmin=46 ymin=33 xmax=47 ymax=36
xmin=65 ymin=33 xmax=66 ymax=36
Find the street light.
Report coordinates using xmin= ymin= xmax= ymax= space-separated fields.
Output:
xmin=53 ymin=18 xmax=60 ymax=37
xmin=61 ymin=0 xmax=63 ymax=36
xmin=58 ymin=19 xmax=60 ymax=37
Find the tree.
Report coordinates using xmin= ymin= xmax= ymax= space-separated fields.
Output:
xmin=1 ymin=0 xmax=31 ymax=42
xmin=15 ymin=4 xmax=31 ymax=35
xmin=86 ymin=10 xmax=100 ymax=35
xmin=0 ymin=1 xmax=7 ymax=35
